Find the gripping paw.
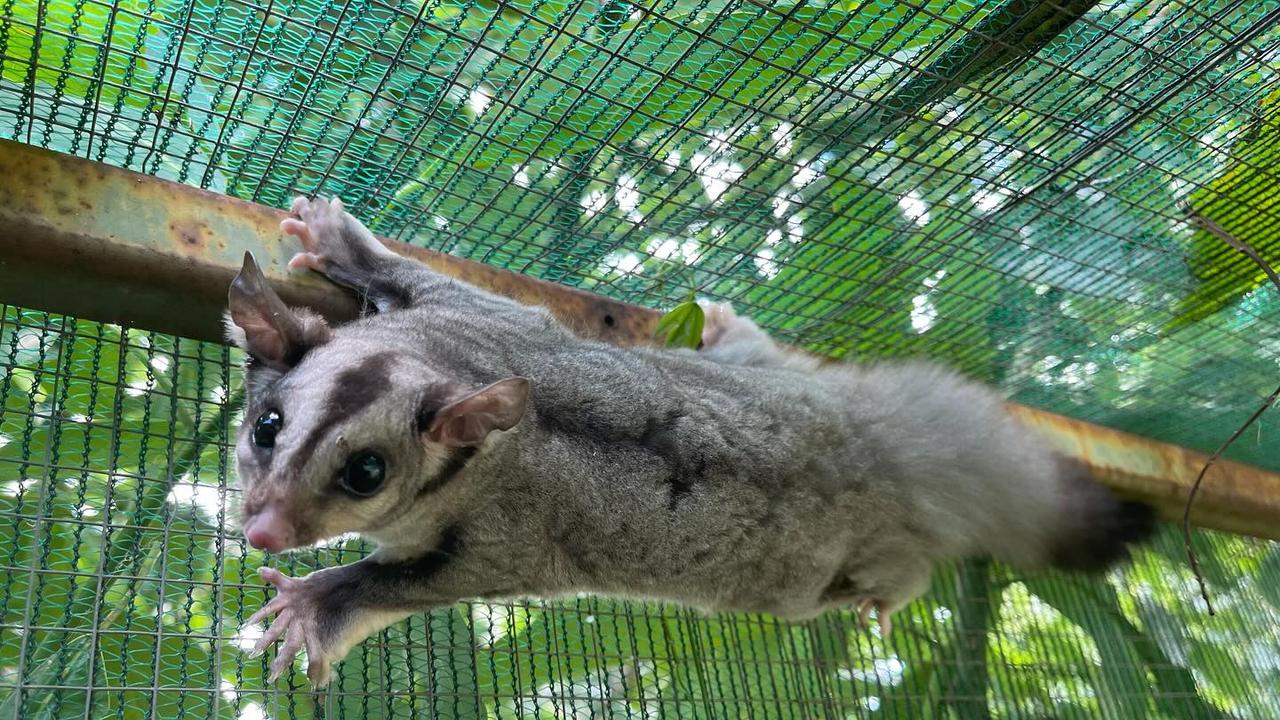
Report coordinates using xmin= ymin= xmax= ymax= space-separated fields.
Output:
xmin=855 ymin=598 xmax=894 ymax=639
xmin=245 ymin=567 xmax=338 ymax=687
xmin=281 ymin=196 xmax=392 ymax=281
xmin=694 ymin=302 xmax=819 ymax=371
xmin=697 ymin=302 xmax=777 ymax=355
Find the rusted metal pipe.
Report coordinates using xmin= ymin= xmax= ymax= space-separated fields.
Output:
xmin=1 ymin=139 xmax=1277 ymax=540
xmin=1007 ymin=407 xmax=1280 ymax=540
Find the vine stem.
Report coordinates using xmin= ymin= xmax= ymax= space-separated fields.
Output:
xmin=1180 ymin=201 xmax=1280 ymax=616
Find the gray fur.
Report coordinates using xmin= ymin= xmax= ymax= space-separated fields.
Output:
xmin=231 ymin=197 xmax=1154 ymax=686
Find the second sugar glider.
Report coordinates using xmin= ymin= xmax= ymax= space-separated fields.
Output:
xmin=227 ymin=196 xmax=1154 ymax=686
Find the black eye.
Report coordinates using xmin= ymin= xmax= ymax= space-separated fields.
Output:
xmin=341 ymin=452 xmax=386 ymax=497
xmin=253 ymin=410 xmax=283 ymax=448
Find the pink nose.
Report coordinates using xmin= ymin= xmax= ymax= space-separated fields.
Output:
xmin=244 ymin=506 xmax=294 ymax=552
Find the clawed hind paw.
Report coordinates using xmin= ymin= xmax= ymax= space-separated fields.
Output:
xmin=698 ymin=302 xmax=738 ymax=349
xmin=280 ymin=195 xmax=392 ymax=285
xmin=855 ymin=598 xmax=894 ymax=639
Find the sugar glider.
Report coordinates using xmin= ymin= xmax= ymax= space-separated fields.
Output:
xmin=226 ymin=196 xmax=1154 ymax=686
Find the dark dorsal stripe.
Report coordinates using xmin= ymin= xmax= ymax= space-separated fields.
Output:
xmin=541 ymin=404 xmax=704 ymax=510
xmin=294 ymin=352 xmax=397 ymax=464
xmin=639 ymin=410 xmax=703 ymax=510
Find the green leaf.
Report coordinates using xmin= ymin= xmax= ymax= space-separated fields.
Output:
xmin=655 ymin=301 xmax=705 ymax=349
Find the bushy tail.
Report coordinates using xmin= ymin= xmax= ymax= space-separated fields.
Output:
xmin=1047 ymin=458 xmax=1157 ymax=572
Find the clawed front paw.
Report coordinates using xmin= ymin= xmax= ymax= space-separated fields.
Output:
xmin=282 ymin=196 xmax=341 ymax=274
xmin=281 ymin=195 xmax=391 ymax=280
xmin=245 ymin=567 xmax=338 ymax=687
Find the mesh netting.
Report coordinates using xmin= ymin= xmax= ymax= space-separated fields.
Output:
xmin=3 ymin=0 xmax=1280 ymax=717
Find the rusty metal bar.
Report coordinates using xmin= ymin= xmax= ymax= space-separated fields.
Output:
xmin=0 ymin=140 xmax=654 ymax=347
xmin=1 ymin=139 xmax=1277 ymax=540
xmin=1007 ymin=407 xmax=1280 ymax=540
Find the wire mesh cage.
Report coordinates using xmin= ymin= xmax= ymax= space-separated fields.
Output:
xmin=2 ymin=0 xmax=1280 ymax=717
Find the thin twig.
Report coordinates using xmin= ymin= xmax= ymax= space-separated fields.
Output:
xmin=1179 ymin=201 xmax=1280 ymax=616
xmin=1182 ymin=200 xmax=1280 ymax=291
xmin=1182 ymin=383 xmax=1280 ymax=615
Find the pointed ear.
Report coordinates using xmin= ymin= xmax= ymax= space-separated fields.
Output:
xmin=426 ymin=378 xmax=530 ymax=448
xmin=226 ymin=252 xmax=332 ymax=370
